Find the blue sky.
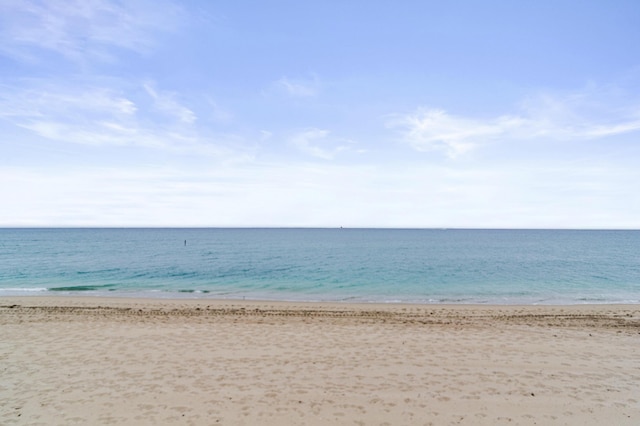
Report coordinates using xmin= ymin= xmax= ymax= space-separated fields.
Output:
xmin=1 ymin=0 xmax=639 ymax=228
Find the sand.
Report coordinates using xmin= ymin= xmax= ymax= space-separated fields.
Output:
xmin=1 ymin=297 xmax=639 ymax=425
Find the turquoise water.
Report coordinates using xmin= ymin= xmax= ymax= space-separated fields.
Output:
xmin=0 ymin=228 xmax=639 ymax=304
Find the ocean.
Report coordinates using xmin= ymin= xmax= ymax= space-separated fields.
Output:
xmin=0 ymin=228 xmax=638 ymax=304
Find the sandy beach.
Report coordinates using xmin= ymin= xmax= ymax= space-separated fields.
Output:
xmin=1 ymin=297 xmax=639 ymax=425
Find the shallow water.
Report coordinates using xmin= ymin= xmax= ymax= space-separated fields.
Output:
xmin=1 ymin=228 xmax=638 ymax=304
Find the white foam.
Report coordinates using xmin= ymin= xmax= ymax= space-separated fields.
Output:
xmin=0 ymin=287 xmax=49 ymax=295
xmin=0 ymin=287 xmax=48 ymax=292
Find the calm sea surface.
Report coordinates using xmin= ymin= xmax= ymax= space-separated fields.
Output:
xmin=0 ymin=228 xmax=638 ymax=304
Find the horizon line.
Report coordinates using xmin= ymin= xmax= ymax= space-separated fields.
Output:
xmin=1 ymin=226 xmax=639 ymax=231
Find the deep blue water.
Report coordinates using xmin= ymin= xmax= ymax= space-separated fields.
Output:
xmin=0 ymin=228 xmax=639 ymax=304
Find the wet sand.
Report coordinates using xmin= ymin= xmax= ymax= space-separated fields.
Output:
xmin=1 ymin=297 xmax=639 ymax=425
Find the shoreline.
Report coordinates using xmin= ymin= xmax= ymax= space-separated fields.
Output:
xmin=2 ymin=295 xmax=640 ymax=316
xmin=2 ymin=291 xmax=638 ymax=306
xmin=2 ymin=296 xmax=639 ymax=425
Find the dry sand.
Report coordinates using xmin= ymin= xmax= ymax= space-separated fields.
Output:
xmin=1 ymin=297 xmax=639 ymax=425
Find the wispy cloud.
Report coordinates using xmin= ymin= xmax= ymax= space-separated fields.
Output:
xmin=388 ymin=87 xmax=640 ymax=158
xmin=516 ymin=90 xmax=640 ymax=139
xmin=289 ymin=128 xmax=354 ymax=160
xmin=0 ymin=0 xmax=183 ymax=62
xmin=0 ymin=84 xmax=137 ymax=119
xmin=205 ymin=96 xmax=233 ymax=123
xmin=0 ymin=80 xmax=243 ymax=158
xmin=143 ymin=82 xmax=197 ymax=124
xmin=275 ymin=75 xmax=319 ymax=97
xmin=386 ymin=109 xmax=515 ymax=157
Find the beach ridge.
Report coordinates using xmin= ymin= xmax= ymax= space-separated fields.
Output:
xmin=2 ymin=297 xmax=639 ymax=329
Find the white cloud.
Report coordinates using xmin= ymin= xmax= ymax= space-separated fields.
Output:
xmin=389 ymin=87 xmax=640 ymax=158
xmin=1 ymin=160 xmax=638 ymax=228
xmin=143 ymin=82 xmax=197 ymax=124
xmin=205 ymin=96 xmax=233 ymax=123
xmin=584 ymin=121 xmax=640 ymax=138
xmin=0 ymin=85 xmax=136 ymax=118
xmin=259 ymin=130 xmax=273 ymax=141
xmin=517 ymin=90 xmax=640 ymax=139
xmin=0 ymin=0 xmax=183 ymax=62
xmin=289 ymin=128 xmax=353 ymax=160
xmin=0 ymin=80 xmax=244 ymax=158
xmin=0 ymin=84 xmax=137 ymax=142
xmin=387 ymin=109 xmax=520 ymax=157
xmin=275 ymin=76 xmax=319 ymax=97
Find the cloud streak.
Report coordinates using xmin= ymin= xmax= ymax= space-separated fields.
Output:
xmin=275 ymin=76 xmax=319 ymax=97
xmin=0 ymin=80 xmax=240 ymax=158
xmin=388 ymin=88 xmax=640 ymax=158
xmin=0 ymin=0 xmax=183 ymax=62
xmin=143 ymin=82 xmax=197 ymax=124
xmin=0 ymin=85 xmax=137 ymax=118
xmin=289 ymin=128 xmax=355 ymax=160
xmin=386 ymin=109 xmax=514 ymax=157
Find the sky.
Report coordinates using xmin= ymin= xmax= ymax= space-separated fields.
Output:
xmin=1 ymin=0 xmax=639 ymax=228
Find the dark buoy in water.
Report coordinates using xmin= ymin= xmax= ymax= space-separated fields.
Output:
xmin=184 ymin=240 xmax=187 ymax=246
